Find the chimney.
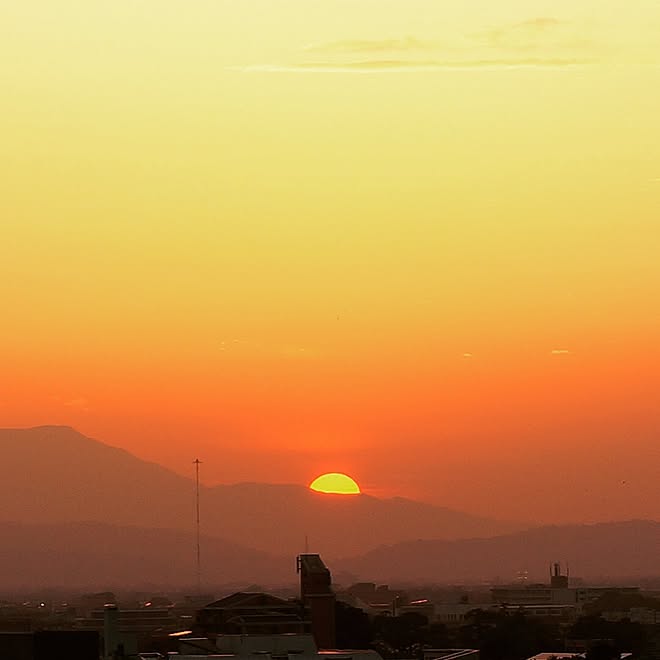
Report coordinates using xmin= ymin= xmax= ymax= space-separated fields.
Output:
xmin=550 ymin=562 xmax=569 ymax=589
xmin=297 ymin=554 xmax=336 ymax=649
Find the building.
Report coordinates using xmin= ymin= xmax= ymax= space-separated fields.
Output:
xmin=601 ymin=607 xmax=660 ymax=625
xmin=76 ymin=606 xmax=178 ymax=636
xmin=423 ymin=649 xmax=479 ymax=660
xmin=0 ymin=631 xmax=99 ymax=660
xmin=526 ymin=654 xmax=632 ymax=660
xmin=74 ymin=592 xmax=117 ymax=617
xmin=77 ymin=603 xmax=181 ymax=658
xmin=174 ymin=633 xmax=383 ymax=660
xmin=196 ymin=554 xmax=337 ymax=649
xmin=491 ymin=564 xmax=640 ymax=609
xmin=298 ymin=554 xmax=337 ymax=649
xmin=196 ymin=593 xmax=307 ymax=636
xmin=342 ymin=584 xmax=406 ymax=616
xmin=432 ymin=603 xmax=491 ymax=626
xmin=498 ymin=604 xmax=579 ymax=622
xmin=492 ymin=585 xmax=642 ymax=607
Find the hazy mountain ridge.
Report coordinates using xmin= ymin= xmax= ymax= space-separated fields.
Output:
xmin=0 ymin=519 xmax=657 ymax=589
xmin=7 ymin=426 xmax=658 ymax=585
xmin=337 ymin=520 xmax=660 ymax=583
xmin=0 ymin=520 xmax=290 ymax=589
xmin=203 ymin=480 xmax=522 ymax=559
xmin=1 ymin=426 xmax=523 ymax=557
xmin=0 ymin=425 xmax=199 ymax=530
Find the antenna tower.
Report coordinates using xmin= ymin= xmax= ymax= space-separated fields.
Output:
xmin=193 ymin=458 xmax=202 ymax=593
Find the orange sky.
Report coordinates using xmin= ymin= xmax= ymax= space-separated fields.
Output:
xmin=1 ymin=0 xmax=659 ymax=524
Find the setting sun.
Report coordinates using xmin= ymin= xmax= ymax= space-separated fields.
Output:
xmin=309 ymin=473 xmax=361 ymax=495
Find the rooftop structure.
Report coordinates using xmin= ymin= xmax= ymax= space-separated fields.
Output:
xmin=422 ymin=649 xmax=480 ymax=660
xmin=527 ymin=654 xmax=632 ymax=660
xmin=492 ymin=566 xmax=640 ymax=608
xmin=174 ymin=633 xmax=382 ymax=660
xmin=197 ymin=593 xmax=306 ymax=636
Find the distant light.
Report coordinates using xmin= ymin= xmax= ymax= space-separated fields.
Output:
xmin=169 ymin=630 xmax=193 ymax=637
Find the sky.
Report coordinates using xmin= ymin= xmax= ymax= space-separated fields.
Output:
xmin=1 ymin=0 xmax=659 ymax=524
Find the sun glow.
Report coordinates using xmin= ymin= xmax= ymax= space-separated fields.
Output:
xmin=309 ymin=473 xmax=361 ymax=495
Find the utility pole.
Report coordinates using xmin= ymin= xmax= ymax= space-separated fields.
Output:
xmin=193 ymin=458 xmax=202 ymax=594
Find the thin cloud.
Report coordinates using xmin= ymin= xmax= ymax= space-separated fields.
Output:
xmin=238 ymin=57 xmax=591 ymax=74
xmin=551 ymin=349 xmax=572 ymax=355
xmin=237 ymin=16 xmax=598 ymax=75
xmin=62 ymin=397 xmax=90 ymax=411
xmin=475 ymin=17 xmax=569 ymax=48
xmin=497 ymin=17 xmax=566 ymax=34
xmin=218 ymin=338 xmax=317 ymax=359
xmin=520 ymin=17 xmax=566 ymax=29
xmin=304 ymin=37 xmax=436 ymax=54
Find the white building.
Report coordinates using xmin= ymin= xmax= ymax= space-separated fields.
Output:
xmin=602 ymin=607 xmax=660 ymax=625
xmin=423 ymin=649 xmax=479 ymax=660
xmin=172 ymin=633 xmax=384 ymax=660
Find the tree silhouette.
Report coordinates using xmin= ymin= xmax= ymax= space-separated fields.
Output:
xmin=335 ymin=601 xmax=372 ymax=650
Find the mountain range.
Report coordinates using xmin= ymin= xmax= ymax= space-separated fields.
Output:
xmin=0 ymin=426 xmax=521 ymax=558
xmin=336 ymin=519 xmax=660 ymax=583
xmin=0 ymin=520 xmax=289 ymax=589
xmin=1 ymin=518 xmax=658 ymax=590
xmin=1 ymin=426 xmax=658 ymax=588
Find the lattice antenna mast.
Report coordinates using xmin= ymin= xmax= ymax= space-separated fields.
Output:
xmin=193 ymin=458 xmax=202 ymax=593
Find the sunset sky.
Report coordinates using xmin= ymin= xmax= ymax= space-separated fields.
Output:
xmin=2 ymin=1 xmax=659 ymax=524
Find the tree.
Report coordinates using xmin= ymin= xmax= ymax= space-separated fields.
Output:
xmin=372 ymin=613 xmax=429 ymax=658
xmin=335 ymin=601 xmax=372 ymax=650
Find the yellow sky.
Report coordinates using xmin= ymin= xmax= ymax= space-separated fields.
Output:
xmin=1 ymin=1 xmax=659 ymax=522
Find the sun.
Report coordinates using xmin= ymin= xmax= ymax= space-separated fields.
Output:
xmin=309 ymin=473 xmax=361 ymax=495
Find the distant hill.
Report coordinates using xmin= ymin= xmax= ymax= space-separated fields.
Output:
xmin=202 ymin=482 xmax=523 ymax=560
xmin=2 ymin=519 xmax=657 ymax=590
xmin=0 ymin=426 xmax=522 ymax=558
xmin=0 ymin=521 xmax=290 ymax=589
xmin=336 ymin=520 xmax=660 ymax=583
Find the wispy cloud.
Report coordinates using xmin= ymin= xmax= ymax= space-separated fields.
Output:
xmin=237 ymin=16 xmax=598 ymax=76
xmin=478 ymin=17 xmax=565 ymax=41
xmin=551 ymin=349 xmax=572 ymax=355
xmin=472 ymin=17 xmax=590 ymax=53
xmin=219 ymin=338 xmax=316 ymax=359
xmin=304 ymin=37 xmax=436 ymax=54
xmin=239 ymin=57 xmax=590 ymax=74
xmin=62 ymin=397 xmax=90 ymax=411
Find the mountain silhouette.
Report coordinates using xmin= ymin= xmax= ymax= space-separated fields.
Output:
xmin=0 ymin=521 xmax=290 ymax=589
xmin=2 ymin=428 xmax=657 ymax=587
xmin=336 ymin=520 xmax=660 ymax=583
xmin=1 ymin=519 xmax=657 ymax=589
xmin=1 ymin=426 xmax=522 ymax=557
